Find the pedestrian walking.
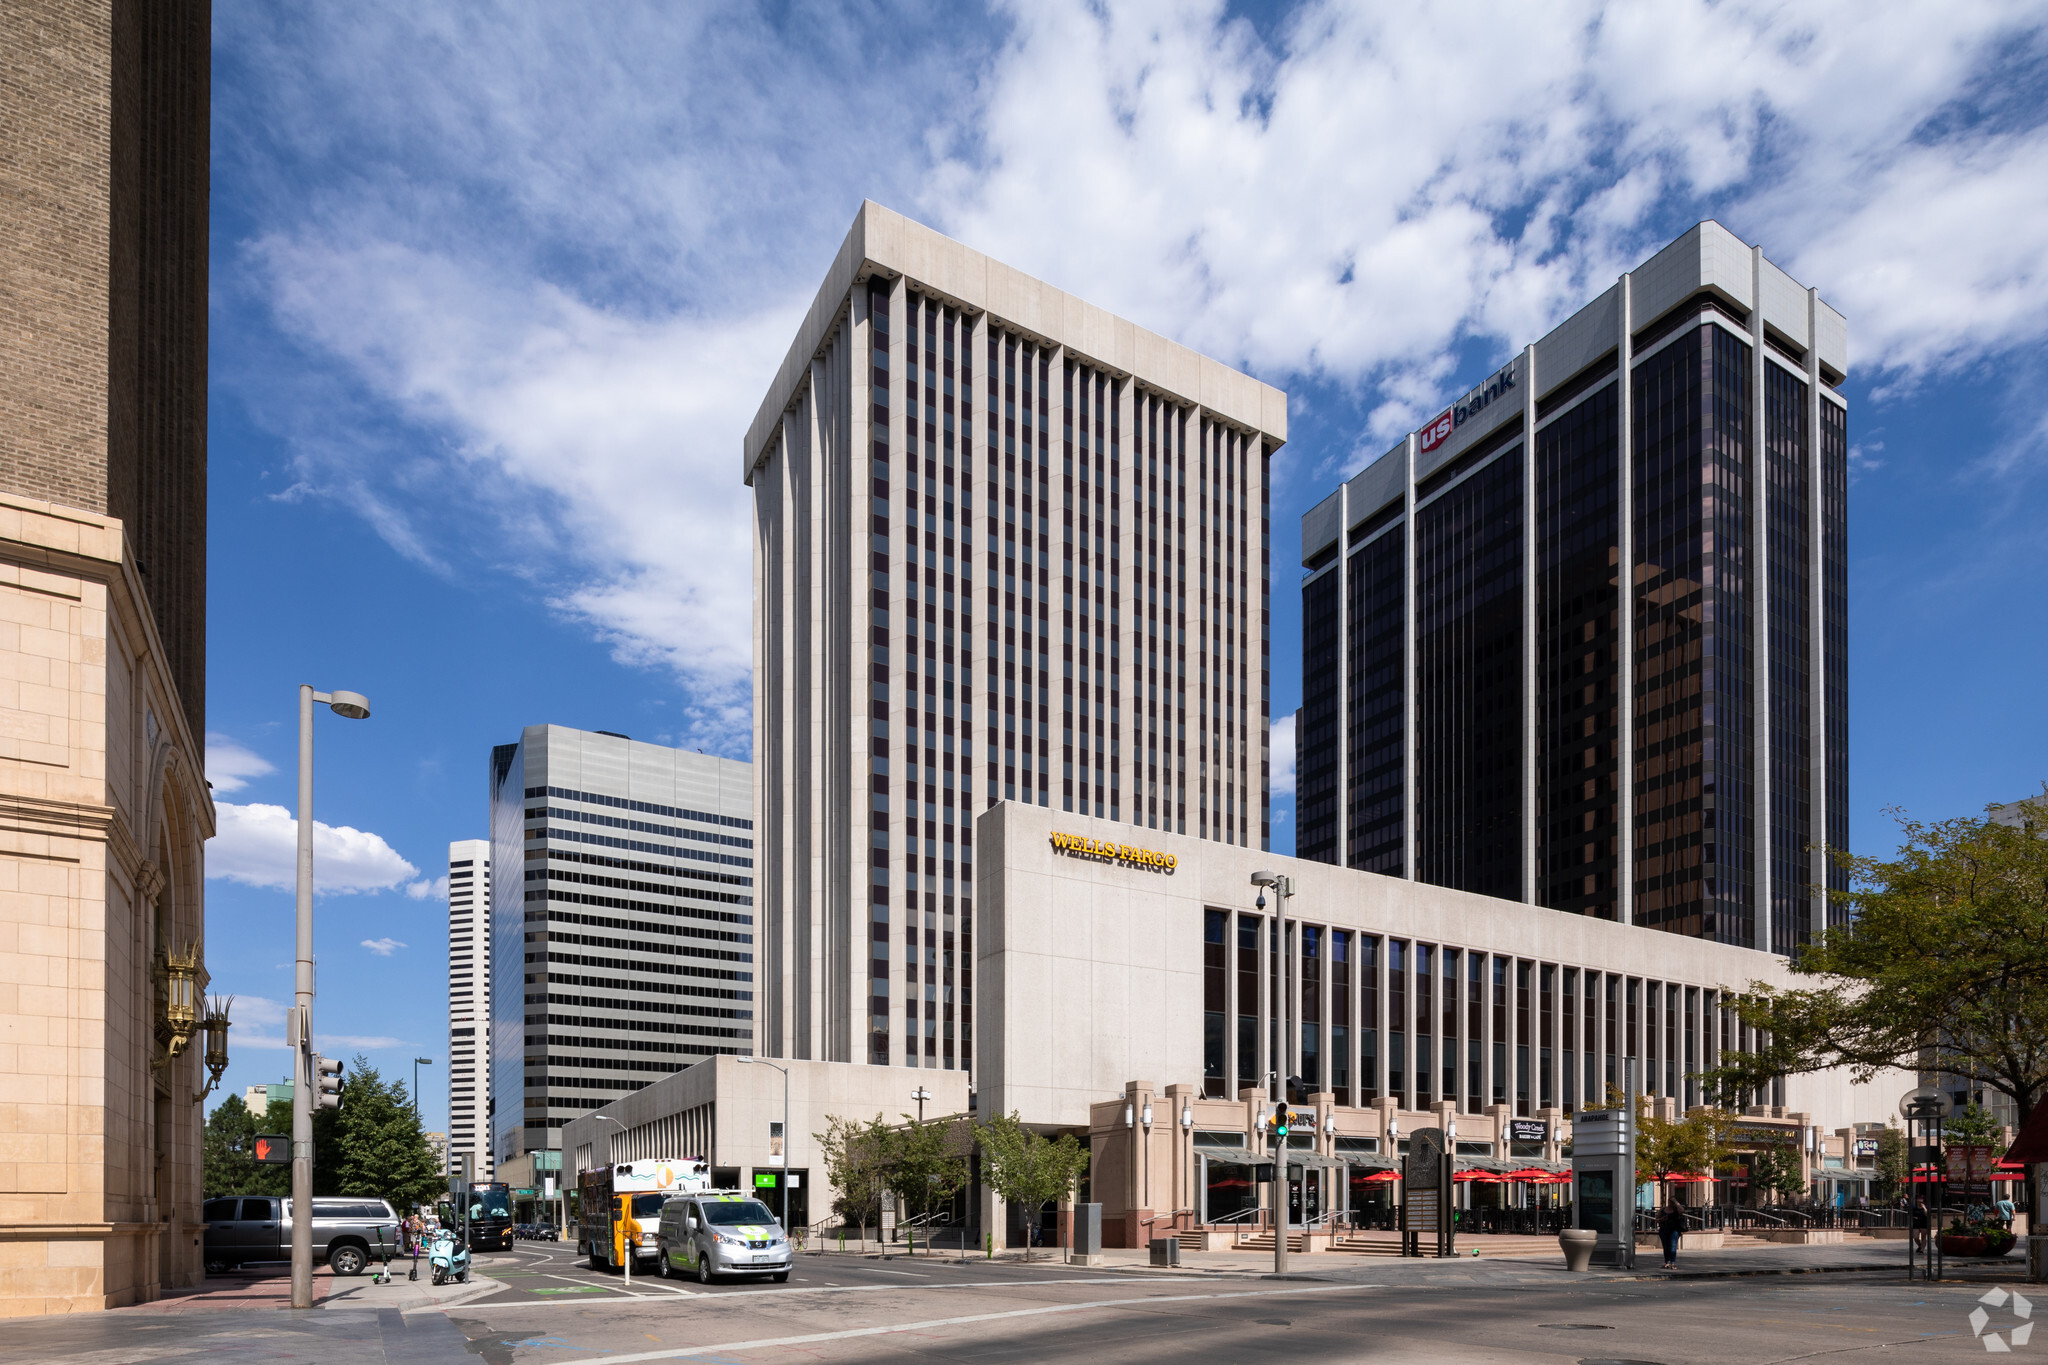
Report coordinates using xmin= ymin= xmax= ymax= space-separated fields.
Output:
xmin=1911 ymin=1197 xmax=1930 ymax=1252
xmin=1657 ymin=1200 xmax=1686 ymax=1270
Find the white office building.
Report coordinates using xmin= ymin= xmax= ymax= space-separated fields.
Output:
xmin=447 ymin=838 xmax=493 ymax=1179
xmin=489 ymin=726 xmax=753 ymax=1165
xmin=746 ymin=200 xmax=1288 ymax=1072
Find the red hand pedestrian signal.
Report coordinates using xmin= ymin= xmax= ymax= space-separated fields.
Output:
xmin=254 ymin=1133 xmax=290 ymax=1165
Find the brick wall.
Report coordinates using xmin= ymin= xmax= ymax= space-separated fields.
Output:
xmin=0 ymin=0 xmax=209 ymax=741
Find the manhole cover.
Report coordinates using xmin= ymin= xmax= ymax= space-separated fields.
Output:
xmin=1538 ymin=1323 xmax=1614 ymax=1330
xmin=1578 ymin=1359 xmax=1665 ymax=1365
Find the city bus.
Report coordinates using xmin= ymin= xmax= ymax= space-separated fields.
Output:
xmin=464 ymin=1180 xmax=516 ymax=1252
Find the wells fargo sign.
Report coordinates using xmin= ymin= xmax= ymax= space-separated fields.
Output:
xmin=1049 ymin=832 xmax=1177 ymax=872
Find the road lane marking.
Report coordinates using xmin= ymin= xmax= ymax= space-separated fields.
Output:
xmin=427 ymin=1275 xmax=1224 ymax=1314
xmin=572 ymin=1283 xmax=1388 ymax=1362
xmin=861 ymin=1269 xmax=929 ymax=1277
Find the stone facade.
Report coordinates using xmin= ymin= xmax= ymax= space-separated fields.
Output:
xmin=0 ymin=0 xmax=212 ymax=1313
xmin=0 ymin=494 xmax=214 ymax=1312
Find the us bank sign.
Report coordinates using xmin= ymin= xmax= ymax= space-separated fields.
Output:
xmin=1049 ymin=832 xmax=1178 ymax=872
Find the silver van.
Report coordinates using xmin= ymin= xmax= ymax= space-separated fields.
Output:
xmin=201 ymin=1195 xmax=401 ymax=1276
xmin=655 ymin=1190 xmax=791 ymax=1284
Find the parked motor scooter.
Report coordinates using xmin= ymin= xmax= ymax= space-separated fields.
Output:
xmin=427 ymin=1226 xmax=471 ymax=1285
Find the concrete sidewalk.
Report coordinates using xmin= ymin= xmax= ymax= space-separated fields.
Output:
xmin=107 ymin=1262 xmax=504 ymax=1314
xmin=820 ymin=1235 xmax=2016 ymax=1284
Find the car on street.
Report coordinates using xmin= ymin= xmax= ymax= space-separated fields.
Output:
xmin=201 ymin=1195 xmax=402 ymax=1276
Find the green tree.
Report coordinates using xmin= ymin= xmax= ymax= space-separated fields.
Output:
xmin=319 ymin=1055 xmax=442 ymax=1213
xmin=888 ymin=1115 xmax=969 ymax=1231
xmin=1874 ymin=1127 xmax=1909 ymax=1199
xmin=973 ymin=1110 xmax=1089 ymax=1261
xmin=1751 ymin=1142 xmax=1807 ymax=1205
xmin=815 ymin=1114 xmax=896 ymax=1242
xmin=203 ymin=1095 xmax=258 ymax=1197
xmin=1704 ymin=795 xmax=2048 ymax=1126
xmin=1946 ymin=1102 xmax=2003 ymax=1147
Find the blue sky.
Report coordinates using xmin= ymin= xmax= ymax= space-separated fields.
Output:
xmin=201 ymin=1 xmax=2048 ymax=1137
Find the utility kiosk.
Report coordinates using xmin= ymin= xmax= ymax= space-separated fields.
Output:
xmin=1572 ymin=1108 xmax=1634 ymax=1268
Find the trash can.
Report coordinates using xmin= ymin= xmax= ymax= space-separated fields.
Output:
xmin=2028 ymin=1234 xmax=2048 ymax=1283
xmin=1149 ymin=1236 xmax=1180 ymax=1267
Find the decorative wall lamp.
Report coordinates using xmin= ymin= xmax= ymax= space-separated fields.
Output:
xmin=194 ymin=996 xmax=233 ymax=1105
xmin=154 ymin=940 xmax=208 ymax=1068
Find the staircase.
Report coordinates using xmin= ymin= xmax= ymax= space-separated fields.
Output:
xmin=1232 ymin=1230 xmax=1312 ymax=1252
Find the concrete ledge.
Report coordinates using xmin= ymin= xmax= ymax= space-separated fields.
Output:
xmin=1757 ymin=1229 xmax=1845 ymax=1245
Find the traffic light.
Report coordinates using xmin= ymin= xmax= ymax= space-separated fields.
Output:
xmin=1274 ymin=1101 xmax=1291 ymax=1139
xmin=252 ymin=1133 xmax=289 ymax=1165
xmin=315 ymin=1055 xmax=345 ymax=1111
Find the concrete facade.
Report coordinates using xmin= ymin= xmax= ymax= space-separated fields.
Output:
xmin=746 ymin=200 xmax=1288 ymax=1079
xmin=561 ymin=1055 xmax=967 ymax=1230
xmin=975 ymin=799 xmax=1906 ymax=1241
xmin=446 ymin=838 xmax=493 ymax=1180
xmin=0 ymin=494 xmax=214 ymax=1311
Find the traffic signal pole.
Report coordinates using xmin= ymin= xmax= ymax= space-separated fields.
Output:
xmin=1274 ymin=1103 xmax=1290 ymax=1275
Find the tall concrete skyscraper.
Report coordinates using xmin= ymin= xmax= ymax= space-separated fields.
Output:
xmin=0 ymin=1 xmax=213 ymax=1313
xmin=745 ymin=202 xmax=1287 ymax=1070
xmin=489 ymin=727 xmax=752 ymax=1163
xmin=1297 ymin=221 xmax=1847 ymax=955
xmin=446 ymin=839 xmax=493 ymax=1179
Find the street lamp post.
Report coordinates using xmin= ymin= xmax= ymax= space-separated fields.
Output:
xmin=739 ymin=1057 xmax=794 ymax=1229
xmin=911 ymin=1085 xmax=932 ymax=1125
xmin=1251 ymin=870 xmax=1294 ymax=1277
xmin=289 ymin=684 xmax=371 ymax=1311
xmin=414 ymin=1056 xmax=433 ymax=1120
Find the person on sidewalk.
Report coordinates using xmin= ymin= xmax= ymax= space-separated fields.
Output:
xmin=1911 ymin=1198 xmax=1931 ymax=1252
xmin=1657 ymin=1200 xmax=1686 ymax=1270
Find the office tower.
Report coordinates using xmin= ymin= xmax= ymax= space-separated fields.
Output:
xmin=446 ymin=839 xmax=493 ymax=1179
xmin=1299 ymin=221 xmax=1847 ymax=955
xmin=745 ymin=201 xmax=1287 ymax=1068
xmin=489 ymin=726 xmax=753 ymax=1162
xmin=0 ymin=1 xmax=212 ymax=1313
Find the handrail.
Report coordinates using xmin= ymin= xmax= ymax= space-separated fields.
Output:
xmin=1209 ymin=1206 xmax=1265 ymax=1227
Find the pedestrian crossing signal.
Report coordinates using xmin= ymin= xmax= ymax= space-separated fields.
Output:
xmin=253 ymin=1133 xmax=289 ymax=1165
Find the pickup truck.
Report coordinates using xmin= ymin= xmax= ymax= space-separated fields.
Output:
xmin=201 ymin=1195 xmax=402 ymax=1276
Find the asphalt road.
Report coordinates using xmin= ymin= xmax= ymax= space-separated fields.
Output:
xmin=445 ymin=1246 xmax=2018 ymax=1363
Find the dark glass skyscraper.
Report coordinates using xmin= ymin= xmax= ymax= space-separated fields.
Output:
xmin=1298 ymin=222 xmax=1848 ymax=954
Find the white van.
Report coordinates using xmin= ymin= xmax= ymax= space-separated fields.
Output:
xmin=655 ymin=1190 xmax=792 ymax=1284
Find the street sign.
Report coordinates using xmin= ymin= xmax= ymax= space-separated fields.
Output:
xmin=754 ymin=1172 xmax=778 ymax=1189
xmin=253 ymin=1133 xmax=289 ymax=1165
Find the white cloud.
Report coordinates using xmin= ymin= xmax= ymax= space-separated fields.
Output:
xmin=405 ymin=874 xmax=451 ymax=901
xmin=360 ymin=937 xmax=407 ymax=956
xmin=207 ymin=801 xmax=420 ymax=893
xmin=218 ymin=0 xmax=2048 ymax=720
xmin=220 ymin=994 xmax=407 ymax=1051
xmin=1270 ymin=713 xmax=1297 ymax=801
xmin=205 ymin=733 xmax=277 ymax=794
